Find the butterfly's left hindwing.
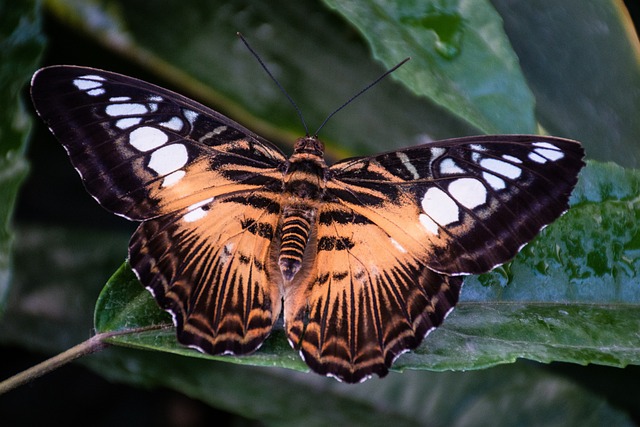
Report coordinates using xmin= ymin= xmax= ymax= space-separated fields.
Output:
xmin=30 ymin=66 xmax=287 ymax=220
xmin=130 ymin=191 xmax=283 ymax=355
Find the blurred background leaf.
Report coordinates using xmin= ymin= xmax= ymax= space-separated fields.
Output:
xmin=2 ymin=0 xmax=640 ymax=425
xmin=0 ymin=0 xmax=44 ymax=315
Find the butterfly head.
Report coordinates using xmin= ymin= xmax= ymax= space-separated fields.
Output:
xmin=293 ymin=136 xmax=324 ymax=157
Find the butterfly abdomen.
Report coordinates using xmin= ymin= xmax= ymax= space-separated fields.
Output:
xmin=278 ymin=136 xmax=329 ymax=281
xmin=278 ymin=207 xmax=316 ymax=281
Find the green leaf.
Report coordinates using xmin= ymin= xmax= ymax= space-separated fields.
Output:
xmin=83 ymin=348 xmax=635 ymax=427
xmin=0 ymin=0 xmax=44 ymax=315
xmin=94 ymin=161 xmax=640 ymax=373
xmin=323 ymin=0 xmax=536 ymax=134
xmin=492 ymin=0 xmax=640 ymax=168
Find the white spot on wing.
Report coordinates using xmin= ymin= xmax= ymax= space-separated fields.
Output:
xmin=390 ymin=238 xmax=407 ymax=253
xmin=148 ymin=95 xmax=163 ymax=102
xmin=87 ymin=88 xmax=105 ymax=96
xmin=439 ymin=158 xmax=464 ymax=175
xmin=213 ymin=125 xmax=227 ymax=135
xmin=83 ymin=74 xmax=105 ymax=81
xmin=73 ymin=77 xmax=103 ymax=91
xmin=469 ymin=145 xmax=485 ymax=163
xmin=129 ymin=126 xmax=169 ymax=151
xmin=148 ymin=143 xmax=188 ymax=175
xmin=183 ymin=109 xmax=198 ymax=125
xmin=532 ymin=142 xmax=564 ymax=162
xmin=199 ymin=126 xmax=229 ymax=143
xmin=162 ymin=170 xmax=185 ymax=187
xmin=502 ymin=154 xmax=522 ymax=164
xmin=109 ymin=96 xmax=131 ymax=102
xmin=480 ymin=158 xmax=522 ymax=179
xmin=159 ymin=117 xmax=184 ymax=131
xmin=105 ymin=103 xmax=148 ymax=117
xmin=116 ymin=117 xmax=142 ymax=129
xmin=483 ymin=172 xmax=506 ymax=190
xmin=183 ymin=208 xmax=206 ymax=223
xmin=396 ymin=152 xmax=420 ymax=179
xmin=421 ymin=187 xmax=459 ymax=227
xmin=188 ymin=197 xmax=215 ymax=211
xmin=528 ymin=152 xmax=547 ymax=163
xmin=448 ymin=178 xmax=487 ymax=209
xmin=430 ymin=147 xmax=445 ymax=159
xmin=183 ymin=197 xmax=214 ymax=223
xmin=145 ymin=285 xmax=157 ymax=298
xmin=419 ymin=214 xmax=439 ymax=235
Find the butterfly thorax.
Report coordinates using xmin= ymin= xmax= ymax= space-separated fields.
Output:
xmin=278 ymin=136 xmax=328 ymax=282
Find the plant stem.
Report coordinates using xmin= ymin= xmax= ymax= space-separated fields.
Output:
xmin=0 ymin=324 xmax=171 ymax=394
xmin=0 ymin=334 xmax=108 ymax=394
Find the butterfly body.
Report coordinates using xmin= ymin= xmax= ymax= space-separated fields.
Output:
xmin=31 ymin=65 xmax=584 ymax=383
xmin=278 ymin=137 xmax=328 ymax=281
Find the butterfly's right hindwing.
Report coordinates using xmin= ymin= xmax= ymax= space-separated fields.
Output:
xmin=30 ymin=66 xmax=287 ymax=220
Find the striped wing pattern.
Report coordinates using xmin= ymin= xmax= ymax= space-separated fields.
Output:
xmin=284 ymin=202 xmax=464 ymax=381
xmin=328 ymin=136 xmax=585 ymax=275
xmin=130 ymin=191 xmax=283 ymax=355
xmin=30 ymin=66 xmax=286 ymax=220
xmin=31 ymin=66 xmax=585 ymax=383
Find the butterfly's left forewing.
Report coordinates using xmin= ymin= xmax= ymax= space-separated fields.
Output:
xmin=30 ymin=66 xmax=287 ymax=220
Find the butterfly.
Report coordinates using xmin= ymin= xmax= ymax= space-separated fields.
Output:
xmin=30 ymin=65 xmax=584 ymax=383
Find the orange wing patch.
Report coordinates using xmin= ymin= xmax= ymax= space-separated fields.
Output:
xmin=283 ymin=202 xmax=463 ymax=382
xmin=146 ymin=150 xmax=284 ymax=216
xmin=130 ymin=190 xmax=283 ymax=355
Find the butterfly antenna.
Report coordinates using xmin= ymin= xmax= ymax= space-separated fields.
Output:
xmin=313 ymin=57 xmax=411 ymax=136
xmin=237 ymin=32 xmax=310 ymax=136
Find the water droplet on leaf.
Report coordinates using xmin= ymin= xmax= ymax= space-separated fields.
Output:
xmin=401 ymin=7 xmax=464 ymax=60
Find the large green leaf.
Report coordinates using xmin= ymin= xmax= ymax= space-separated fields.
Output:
xmin=94 ymin=161 xmax=640 ymax=373
xmin=0 ymin=0 xmax=44 ymax=315
xmin=323 ymin=0 xmax=536 ymax=134
xmin=82 ymin=347 xmax=635 ymax=427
